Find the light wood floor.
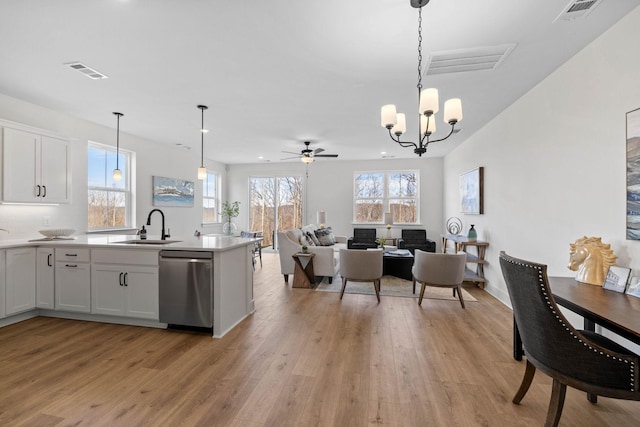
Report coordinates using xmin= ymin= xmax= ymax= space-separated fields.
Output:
xmin=1 ymin=253 xmax=639 ymax=426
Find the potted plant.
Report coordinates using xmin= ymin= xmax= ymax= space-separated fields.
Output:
xmin=301 ymin=245 xmax=308 ymax=254
xmin=376 ymin=236 xmax=386 ymax=248
xmin=221 ymin=201 xmax=240 ymax=235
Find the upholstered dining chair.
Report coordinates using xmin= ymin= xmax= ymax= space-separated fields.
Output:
xmin=499 ymin=252 xmax=640 ymax=427
xmin=411 ymin=250 xmax=467 ymax=308
xmin=339 ymin=249 xmax=383 ymax=302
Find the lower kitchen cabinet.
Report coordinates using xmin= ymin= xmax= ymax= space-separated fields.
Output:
xmin=91 ymin=264 xmax=159 ymax=320
xmin=0 ymin=250 xmax=5 ymax=318
xmin=36 ymin=248 xmax=55 ymax=309
xmin=5 ymin=248 xmax=36 ymax=316
xmin=55 ymin=248 xmax=91 ymax=313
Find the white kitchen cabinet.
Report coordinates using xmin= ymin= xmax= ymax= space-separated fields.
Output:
xmin=0 ymin=250 xmax=5 ymax=319
xmin=5 ymin=248 xmax=36 ymax=315
xmin=91 ymin=264 xmax=158 ymax=320
xmin=2 ymin=127 xmax=70 ymax=203
xmin=55 ymin=248 xmax=90 ymax=313
xmin=91 ymin=249 xmax=159 ymax=320
xmin=36 ymin=248 xmax=55 ymax=309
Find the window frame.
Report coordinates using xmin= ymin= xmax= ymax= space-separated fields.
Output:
xmin=87 ymin=142 xmax=133 ymax=231
xmin=202 ymin=170 xmax=220 ymax=224
xmin=353 ymin=169 xmax=420 ymax=225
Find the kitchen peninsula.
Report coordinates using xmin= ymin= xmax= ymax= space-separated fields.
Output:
xmin=0 ymin=234 xmax=256 ymax=338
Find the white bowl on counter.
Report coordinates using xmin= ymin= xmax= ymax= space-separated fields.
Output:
xmin=39 ymin=228 xmax=76 ymax=239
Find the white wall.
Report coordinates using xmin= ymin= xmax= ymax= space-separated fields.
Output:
xmin=444 ymin=7 xmax=640 ymax=306
xmin=228 ymin=157 xmax=444 ymax=244
xmin=0 ymin=93 xmax=227 ymax=240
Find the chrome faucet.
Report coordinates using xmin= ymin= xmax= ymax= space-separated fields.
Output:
xmin=147 ymin=209 xmax=170 ymax=240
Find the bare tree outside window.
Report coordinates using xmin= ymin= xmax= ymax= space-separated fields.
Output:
xmin=249 ymin=176 xmax=302 ymax=247
xmin=354 ymin=171 xmax=419 ymax=224
xmin=88 ymin=144 xmax=131 ymax=229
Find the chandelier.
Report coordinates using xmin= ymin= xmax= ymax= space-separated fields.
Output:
xmin=380 ymin=0 xmax=463 ymax=157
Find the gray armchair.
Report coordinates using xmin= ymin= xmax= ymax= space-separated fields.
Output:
xmin=499 ymin=252 xmax=640 ymax=427
xmin=347 ymin=228 xmax=378 ymax=250
xmin=397 ymin=229 xmax=436 ymax=253
xmin=339 ymin=249 xmax=383 ymax=302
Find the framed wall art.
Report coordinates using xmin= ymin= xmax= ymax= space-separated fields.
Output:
xmin=460 ymin=167 xmax=484 ymax=214
xmin=627 ymin=107 xmax=640 ymax=239
xmin=152 ymin=176 xmax=194 ymax=207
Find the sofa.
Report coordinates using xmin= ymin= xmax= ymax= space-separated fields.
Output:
xmin=277 ymin=224 xmax=347 ymax=284
xmin=397 ymin=229 xmax=436 ymax=253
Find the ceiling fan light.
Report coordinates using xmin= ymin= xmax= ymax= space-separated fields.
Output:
xmin=301 ymin=156 xmax=314 ymax=164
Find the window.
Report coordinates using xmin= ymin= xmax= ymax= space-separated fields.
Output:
xmin=249 ymin=176 xmax=302 ymax=247
xmin=203 ymin=171 xmax=219 ymax=223
xmin=88 ymin=143 xmax=132 ymax=229
xmin=354 ymin=170 xmax=418 ymax=224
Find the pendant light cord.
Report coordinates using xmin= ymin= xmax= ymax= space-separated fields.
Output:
xmin=113 ymin=112 xmax=123 ymax=170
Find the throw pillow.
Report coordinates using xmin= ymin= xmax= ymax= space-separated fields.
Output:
xmin=315 ymin=227 xmax=335 ymax=246
xmin=305 ymin=231 xmax=317 ymax=246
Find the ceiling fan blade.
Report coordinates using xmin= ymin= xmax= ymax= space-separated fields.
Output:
xmin=282 ymin=150 xmax=301 ymax=155
xmin=313 ymin=147 xmax=325 ymax=154
xmin=280 ymin=155 xmax=301 ymax=160
xmin=314 ymin=154 xmax=338 ymax=158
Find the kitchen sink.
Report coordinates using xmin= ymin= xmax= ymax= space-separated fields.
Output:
xmin=114 ymin=239 xmax=182 ymax=245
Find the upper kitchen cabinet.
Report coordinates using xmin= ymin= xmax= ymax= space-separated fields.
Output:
xmin=1 ymin=126 xmax=71 ymax=203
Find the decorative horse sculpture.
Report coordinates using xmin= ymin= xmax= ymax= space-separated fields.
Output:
xmin=568 ymin=236 xmax=617 ymax=286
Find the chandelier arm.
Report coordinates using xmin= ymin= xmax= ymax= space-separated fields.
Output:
xmin=426 ymin=123 xmax=457 ymax=144
xmin=387 ymin=128 xmax=417 ymax=149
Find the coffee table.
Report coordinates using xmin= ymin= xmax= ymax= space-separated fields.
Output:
xmin=382 ymin=250 xmax=414 ymax=281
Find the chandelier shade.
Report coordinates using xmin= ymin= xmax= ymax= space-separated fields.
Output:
xmin=380 ymin=0 xmax=463 ymax=157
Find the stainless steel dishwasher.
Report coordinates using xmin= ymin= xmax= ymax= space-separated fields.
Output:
xmin=159 ymin=250 xmax=213 ymax=329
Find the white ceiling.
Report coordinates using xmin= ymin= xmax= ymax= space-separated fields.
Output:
xmin=0 ymin=0 xmax=638 ymax=164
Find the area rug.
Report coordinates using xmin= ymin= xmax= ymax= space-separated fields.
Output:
xmin=316 ymin=275 xmax=477 ymax=301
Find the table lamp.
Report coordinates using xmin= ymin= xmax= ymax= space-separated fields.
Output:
xmin=317 ymin=211 xmax=327 ymax=229
xmin=384 ymin=211 xmax=393 ymax=237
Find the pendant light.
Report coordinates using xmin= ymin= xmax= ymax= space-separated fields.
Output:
xmin=112 ymin=112 xmax=123 ymax=181
xmin=197 ymin=105 xmax=208 ymax=180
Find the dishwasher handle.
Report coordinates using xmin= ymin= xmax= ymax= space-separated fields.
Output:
xmin=159 ymin=250 xmax=212 ymax=260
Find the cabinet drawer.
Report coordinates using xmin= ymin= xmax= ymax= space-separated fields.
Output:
xmin=92 ymin=249 xmax=158 ymax=266
xmin=55 ymin=248 xmax=90 ymax=263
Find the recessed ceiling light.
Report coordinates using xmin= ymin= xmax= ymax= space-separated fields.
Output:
xmin=258 ymin=156 xmax=264 ymax=159
xmin=381 ymin=151 xmax=387 ymax=155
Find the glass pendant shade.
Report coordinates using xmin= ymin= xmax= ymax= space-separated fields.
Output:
xmin=301 ymin=156 xmax=314 ymax=164
xmin=381 ymin=104 xmax=398 ymax=128
xmin=419 ymin=88 xmax=439 ymax=116
xmin=197 ymin=166 xmax=207 ymax=180
xmin=112 ymin=168 xmax=122 ymax=181
xmin=391 ymin=113 xmax=406 ymax=135
xmin=420 ymin=115 xmax=436 ymax=134
xmin=444 ymin=98 xmax=463 ymax=124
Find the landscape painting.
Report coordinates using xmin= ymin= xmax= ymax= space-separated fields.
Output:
xmin=153 ymin=176 xmax=194 ymax=207
xmin=627 ymin=108 xmax=640 ymax=239
xmin=460 ymin=167 xmax=484 ymax=214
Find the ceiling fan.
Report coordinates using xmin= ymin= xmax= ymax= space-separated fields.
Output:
xmin=281 ymin=141 xmax=339 ymax=163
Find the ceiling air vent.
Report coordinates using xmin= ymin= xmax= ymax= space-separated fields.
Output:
xmin=554 ymin=0 xmax=602 ymax=22
xmin=425 ymin=44 xmax=516 ymax=76
xmin=65 ymin=62 xmax=108 ymax=80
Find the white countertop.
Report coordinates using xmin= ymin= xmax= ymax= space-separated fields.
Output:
xmin=0 ymin=234 xmax=256 ymax=251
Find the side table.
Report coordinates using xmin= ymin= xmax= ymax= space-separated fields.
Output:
xmin=441 ymin=233 xmax=489 ymax=288
xmin=292 ymin=252 xmax=316 ymax=288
